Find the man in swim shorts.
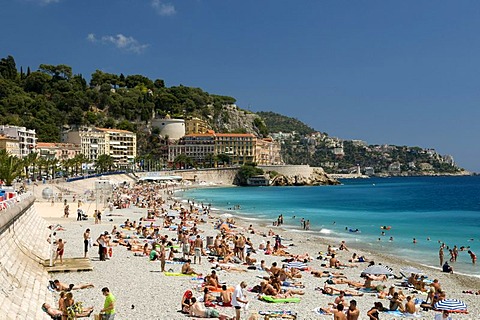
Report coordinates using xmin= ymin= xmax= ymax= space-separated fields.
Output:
xmin=194 ymin=235 xmax=203 ymax=265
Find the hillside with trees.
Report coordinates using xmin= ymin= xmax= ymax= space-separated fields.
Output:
xmin=0 ymin=55 xmax=464 ymax=175
xmin=256 ymin=111 xmax=315 ymax=136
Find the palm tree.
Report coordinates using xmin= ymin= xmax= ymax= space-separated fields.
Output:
xmin=73 ymin=154 xmax=88 ymax=175
xmin=0 ymin=150 xmax=23 ymax=185
xmin=173 ymin=154 xmax=193 ymax=170
xmin=95 ymin=154 xmax=114 ymax=173
xmin=22 ymin=152 xmax=38 ymax=180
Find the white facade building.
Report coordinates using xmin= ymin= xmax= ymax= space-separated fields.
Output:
xmin=0 ymin=125 xmax=37 ymax=158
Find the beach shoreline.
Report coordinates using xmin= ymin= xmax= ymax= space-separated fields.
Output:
xmin=34 ymin=177 xmax=479 ymax=319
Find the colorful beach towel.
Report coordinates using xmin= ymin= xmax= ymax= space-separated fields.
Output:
xmin=260 ymin=295 xmax=301 ymax=303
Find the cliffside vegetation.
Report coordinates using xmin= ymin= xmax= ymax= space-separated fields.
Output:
xmin=256 ymin=111 xmax=315 ymax=135
xmin=0 ymin=55 xmax=463 ymax=175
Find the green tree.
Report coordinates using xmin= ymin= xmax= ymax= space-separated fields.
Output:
xmin=0 ymin=55 xmax=17 ymax=80
xmin=216 ymin=153 xmax=230 ymax=166
xmin=173 ymin=154 xmax=194 ymax=169
xmin=95 ymin=154 xmax=114 ymax=173
xmin=235 ymin=163 xmax=264 ymax=186
xmin=22 ymin=152 xmax=39 ymax=180
xmin=0 ymin=150 xmax=23 ymax=185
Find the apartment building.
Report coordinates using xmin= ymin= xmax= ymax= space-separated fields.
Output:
xmin=0 ymin=125 xmax=36 ymax=158
xmin=185 ymin=117 xmax=210 ymax=135
xmin=168 ymin=133 xmax=215 ymax=164
xmin=36 ymin=142 xmax=80 ymax=161
xmin=255 ymin=137 xmax=283 ymax=165
xmin=0 ymin=134 xmax=20 ymax=157
xmin=214 ymin=133 xmax=257 ymax=166
xmin=64 ymin=127 xmax=136 ymax=169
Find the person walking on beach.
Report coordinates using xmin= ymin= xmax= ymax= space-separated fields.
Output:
xmin=100 ymin=287 xmax=116 ymax=319
xmin=63 ymin=204 xmax=69 ymax=218
xmin=232 ymin=281 xmax=248 ymax=320
xmin=83 ymin=229 xmax=91 ymax=258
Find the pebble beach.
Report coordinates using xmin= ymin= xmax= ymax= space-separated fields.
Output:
xmin=34 ymin=176 xmax=480 ymax=319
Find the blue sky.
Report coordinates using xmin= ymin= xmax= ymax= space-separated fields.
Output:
xmin=2 ymin=1 xmax=480 ymax=172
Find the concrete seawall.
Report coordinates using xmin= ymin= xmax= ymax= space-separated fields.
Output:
xmin=138 ymin=165 xmax=322 ymax=185
xmin=0 ymin=195 xmax=52 ymax=319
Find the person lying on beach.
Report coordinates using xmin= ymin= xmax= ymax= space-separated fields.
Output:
xmin=310 ymin=270 xmax=346 ymax=278
xmin=324 ymin=277 xmax=352 ymax=285
xmin=292 ymin=253 xmax=312 ymax=262
xmin=41 ymin=303 xmax=63 ymax=319
xmin=347 ymin=274 xmax=377 ymax=289
xmin=189 ymin=297 xmax=230 ymax=319
xmin=213 ymin=263 xmax=247 ymax=272
xmin=349 ymin=253 xmax=369 ymax=263
xmin=365 ymin=273 xmax=387 ymax=281
xmin=321 ymin=284 xmax=364 ymax=297
xmin=53 ymin=280 xmax=94 ymax=291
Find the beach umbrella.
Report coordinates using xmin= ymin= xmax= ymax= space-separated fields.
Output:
xmin=361 ymin=265 xmax=393 ymax=276
xmin=434 ymin=299 xmax=468 ymax=313
xmin=400 ymin=266 xmax=424 ymax=275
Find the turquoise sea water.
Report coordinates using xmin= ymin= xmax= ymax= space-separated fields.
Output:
xmin=180 ymin=176 xmax=480 ymax=276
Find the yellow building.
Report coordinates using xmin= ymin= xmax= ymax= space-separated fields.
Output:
xmin=214 ymin=133 xmax=257 ymax=166
xmin=185 ymin=117 xmax=210 ymax=135
xmin=0 ymin=135 xmax=20 ymax=157
xmin=168 ymin=131 xmax=283 ymax=166
xmin=255 ymin=137 xmax=283 ymax=165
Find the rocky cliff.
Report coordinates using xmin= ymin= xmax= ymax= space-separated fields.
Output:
xmin=209 ymin=104 xmax=263 ymax=135
xmin=270 ymin=168 xmax=340 ymax=186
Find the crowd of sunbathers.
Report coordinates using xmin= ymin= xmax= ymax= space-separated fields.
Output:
xmin=43 ymin=280 xmax=95 ymax=319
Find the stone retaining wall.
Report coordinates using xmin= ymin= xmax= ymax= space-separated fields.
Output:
xmin=0 ymin=195 xmax=53 ymax=319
